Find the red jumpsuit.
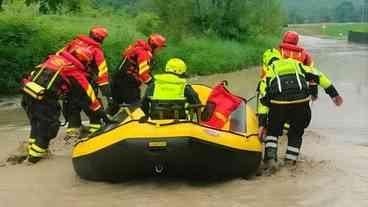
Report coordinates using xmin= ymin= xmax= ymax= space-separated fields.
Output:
xmin=22 ymin=51 xmax=103 ymax=162
xmin=61 ymin=35 xmax=110 ymax=130
xmin=62 ymin=35 xmax=109 ymax=86
xmin=111 ymin=40 xmax=154 ymax=105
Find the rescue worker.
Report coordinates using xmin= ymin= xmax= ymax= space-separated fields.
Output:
xmin=257 ymin=49 xmax=343 ymax=170
xmin=21 ymin=48 xmax=112 ymax=163
xmin=109 ymin=34 xmax=166 ymax=116
xmin=59 ymin=26 xmax=112 ymax=139
xmin=141 ymin=58 xmax=200 ymax=117
xmin=278 ymin=31 xmax=318 ymax=99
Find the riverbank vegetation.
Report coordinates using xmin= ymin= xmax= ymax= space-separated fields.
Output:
xmin=0 ymin=0 xmax=284 ymax=95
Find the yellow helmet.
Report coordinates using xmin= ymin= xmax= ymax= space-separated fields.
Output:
xmin=263 ymin=48 xmax=282 ymax=66
xmin=165 ymin=58 xmax=187 ymax=75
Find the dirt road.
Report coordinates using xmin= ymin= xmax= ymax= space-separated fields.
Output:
xmin=0 ymin=36 xmax=367 ymax=207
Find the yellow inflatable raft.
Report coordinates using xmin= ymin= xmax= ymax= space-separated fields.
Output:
xmin=72 ymin=84 xmax=262 ymax=181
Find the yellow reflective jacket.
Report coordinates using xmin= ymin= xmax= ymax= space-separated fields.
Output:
xmin=151 ymin=73 xmax=186 ymax=100
xmin=257 ymin=59 xmax=335 ymax=115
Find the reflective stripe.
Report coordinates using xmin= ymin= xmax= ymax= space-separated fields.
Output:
xmin=86 ymin=85 xmax=96 ymax=102
xmin=66 ymin=128 xmax=79 ymax=133
xmin=28 ymin=138 xmax=36 ymax=144
xmin=98 ymin=61 xmax=108 ymax=76
xmin=270 ymin=97 xmax=310 ymax=104
xmin=29 ymin=144 xmax=47 ymax=158
xmin=287 ymin=146 xmax=300 ymax=153
xmin=265 ymin=136 xmax=278 ymax=142
xmin=286 ymin=154 xmax=298 ymax=161
xmin=88 ymin=124 xmax=101 ymax=129
xmin=30 ymin=144 xmax=46 ymax=153
xmin=265 ymin=142 xmax=277 ymax=148
xmin=139 ymin=65 xmax=150 ymax=75
xmin=29 ymin=149 xmax=47 ymax=157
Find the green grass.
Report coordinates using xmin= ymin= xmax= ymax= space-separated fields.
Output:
xmin=287 ymin=23 xmax=368 ymax=39
xmin=0 ymin=11 xmax=279 ymax=95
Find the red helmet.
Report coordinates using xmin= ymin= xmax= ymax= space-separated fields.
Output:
xmin=148 ymin=34 xmax=166 ymax=48
xmin=282 ymin=31 xmax=299 ymax=45
xmin=90 ymin=26 xmax=108 ymax=42
xmin=71 ymin=46 xmax=93 ymax=64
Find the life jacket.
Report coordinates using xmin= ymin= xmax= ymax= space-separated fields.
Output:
xmin=266 ymin=59 xmax=310 ymax=104
xmin=63 ymin=35 xmax=100 ymax=71
xmin=279 ymin=43 xmax=314 ymax=66
xmin=118 ymin=40 xmax=153 ymax=83
xmin=279 ymin=43 xmax=307 ymax=63
xmin=201 ymin=82 xmax=242 ymax=129
xmin=151 ymin=73 xmax=186 ymax=101
xmin=21 ymin=55 xmax=72 ymax=100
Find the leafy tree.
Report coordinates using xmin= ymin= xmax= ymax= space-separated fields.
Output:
xmin=136 ymin=0 xmax=283 ymax=41
xmin=24 ymin=0 xmax=84 ymax=14
xmin=335 ymin=1 xmax=355 ymax=22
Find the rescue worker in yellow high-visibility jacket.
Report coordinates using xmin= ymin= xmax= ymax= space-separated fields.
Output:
xmin=141 ymin=58 xmax=200 ymax=118
xmin=257 ymin=49 xmax=343 ymax=170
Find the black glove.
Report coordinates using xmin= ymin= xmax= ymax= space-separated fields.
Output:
xmin=100 ymin=84 xmax=112 ymax=98
xmin=258 ymin=114 xmax=268 ymax=128
xmin=96 ymin=108 xmax=117 ymax=124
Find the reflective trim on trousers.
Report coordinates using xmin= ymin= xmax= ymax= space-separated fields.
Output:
xmin=28 ymin=138 xmax=36 ymax=151
xmin=88 ymin=124 xmax=101 ymax=133
xmin=265 ymin=142 xmax=278 ymax=148
xmin=28 ymin=143 xmax=47 ymax=158
xmin=287 ymin=146 xmax=300 ymax=153
xmin=286 ymin=154 xmax=298 ymax=161
xmin=265 ymin=136 xmax=278 ymax=142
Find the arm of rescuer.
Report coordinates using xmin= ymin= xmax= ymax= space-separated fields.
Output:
xmin=256 ymin=79 xmax=270 ymax=141
xmin=184 ymin=84 xmax=200 ymax=105
xmin=93 ymin=47 xmax=114 ymax=105
xmin=69 ymin=72 xmax=114 ymax=124
xmin=137 ymin=50 xmax=153 ymax=84
xmin=302 ymin=51 xmax=319 ymax=101
xmin=300 ymin=64 xmax=343 ymax=106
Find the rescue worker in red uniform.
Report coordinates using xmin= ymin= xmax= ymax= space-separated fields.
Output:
xmin=109 ymin=34 xmax=166 ymax=116
xmin=257 ymin=49 xmax=343 ymax=172
xmin=59 ymin=26 xmax=112 ymax=139
xmin=21 ymin=48 xmax=112 ymax=163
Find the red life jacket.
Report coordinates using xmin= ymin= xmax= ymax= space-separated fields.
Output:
xmin=123 ymin=40 xmax=152 ymax=63
xmin=279 ymin=43 xmax=312 ymax=66
xmin=63 ymin=35 xmax=101 ymax=69
xmin=201 ymin=82 xmax=242 ymax=129
xmin=121 ymin=40 xmax=153 ymax=83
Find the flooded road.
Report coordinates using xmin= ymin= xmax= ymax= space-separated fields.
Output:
xmin=0 ymin=36 xmax=367 ymax=207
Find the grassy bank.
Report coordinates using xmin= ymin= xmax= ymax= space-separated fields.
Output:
xmin=0 ymin=13 xmax=279 ymax=95
xmin=286 ymin=23 xmax=368 ymax=39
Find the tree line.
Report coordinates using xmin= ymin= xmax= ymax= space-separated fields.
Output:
xmin=285 ymin=0 xmax=368 ymax=24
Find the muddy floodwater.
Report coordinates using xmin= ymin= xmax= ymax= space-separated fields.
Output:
xmin=0 ymin=36 xmax=367 ymax=207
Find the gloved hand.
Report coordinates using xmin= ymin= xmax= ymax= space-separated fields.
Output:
xmin=106 ymin=96 xmax=114 ymax=106
xmin=258 ymin=126 xmax=267 ymax=142
xmin=332 ymin=95 xmax=343 ymax=106
xmin=96 ymin=108 xmax=118 ymax=124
